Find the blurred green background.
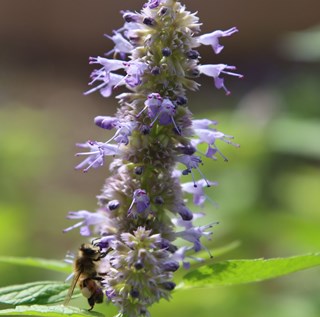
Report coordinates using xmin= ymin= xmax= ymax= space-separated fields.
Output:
xmin=0 ymin=1 xmax=320 ymax=316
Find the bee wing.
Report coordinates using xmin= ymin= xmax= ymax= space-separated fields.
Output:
xmin=64 ymin=270 xmax=81 ymax=306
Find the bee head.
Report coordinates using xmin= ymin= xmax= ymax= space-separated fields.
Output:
xmin=79 ymin=243 xmax=101 ymax=260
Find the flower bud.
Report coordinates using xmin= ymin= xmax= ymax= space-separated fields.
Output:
xmin=162 ymin=281 xmax=176 ymax=291
xmin=108 ymin=200 xmax=120 ymax=211
xmin=162 ymin=47 xmax=172 ymax=57
xmin=163 ymin=261 xmax=180 ymax=272
xmin=143 ymin=17 xmax=155 ymax=26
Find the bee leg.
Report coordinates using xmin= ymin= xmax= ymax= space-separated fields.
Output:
xmin=87 ymin=301 xmax=94 ymax=311
xmin=87 ymin=289 xmax=96 ymax=311
xmin=97 ymin=247 xmax=112 ymax=260
xmin=87 ymin=288 xmax=104 ymax=311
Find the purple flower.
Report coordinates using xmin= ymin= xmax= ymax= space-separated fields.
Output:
xmin=121 ymin=10 xmax=143 ymax=24
xmin=112 ymin=121 xmax=137 ymax=145
xmin=123 ymin=60 xmax=148 ymax=87
xmin=163 ymin=260 xmax=180 ymax=272
xmin=75 ymin=141 xmax=121 ymax=172
xmin=105 ymin=289 xmax=116 ymax=301
xmin=151 ymin=98 xmax=175 ymax=125
xmin=143 ymin=0 xmax=163 ymax=9
xmin=136 ymin=94 xmax=180 ymax=132
xmin=136 ymin=93 xmax=162 ymax=118
xmin=174 ymin=214 xmax=217 ymax=253
xmin=84 ymin=71 xmax=125 ymax=97
xmin=105 ymin=31 xmax=134 ymax=57
xmin=176 ymin=153 xmax=202 ymax=171
xmin=204 ymin=146 xmax=219 ymax=160
xmin=171 ymin=246 xmax=205 ymax=269
xmin=63 ymin=210 xmax=107 ymax=236
xmin=171 ymin=168 xmax=182 ymax=179
xmin=178 ymin=224 xmax=213 ymax=252
xmin=121 ymin=20 xmax=144 ymax=45
xmin=198 ymin=64 xmax=243 ymax=95
xmin=168 ymin=202 xmax=193 ymax=221
xmin=171 ymin=246 xmax=192 ymax=269
xmin=176 ymin=204 xmax=193 ymax=221
xmin=121 ymin=228 xmax=161 ymax=249
xmin=176 ymin=153 xmax=212 ymax=186
xmin=196 ymin=27 xmax=238 ymax=54
xmin=88 ymin=56 xmax=125 ymax=72
xmin=94 ymin=235 xmax=116 ymax=249
xmin=193 ymin=128 xmax=238 ymax=147
xmin=85 ymin=51 xmax=147 ymax=97
xmin=192 ymin=118 xmax=218 ymax=129
xmin=192 ymin=119 xmax=239 ymax=161
xmin=94 ymin=116 xmax=119 ymax=130
xmin=181 ymin=179 xmax=218 ymax=206
xmin=150 ymin=98 xmax=180 ymax=132
xmin=128 ymin=189 xmax=150 ymax=216
xmin=94 ymin=116 xmax=137 ymax=145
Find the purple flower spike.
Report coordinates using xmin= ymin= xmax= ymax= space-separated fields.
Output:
xmin=198 ymin=64 xmax=243 ymax=95
xmin=69 ymin=1 xmax=241 ymax=314
xmin=197 ymin=27 xmax=239 ymax=54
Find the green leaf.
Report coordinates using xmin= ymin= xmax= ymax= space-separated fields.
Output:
xmin=0 ymin=305 xmax=105 ymax=317
xmin=183 ymin=241 xmax=242 ymax=269
xmin=0 ymin=256 xmax=71 ymax=273
xmin=181 ymin=253 xmax=320 ymax=288
xmin=190 ymin=241 xmax=241 ymax=262
xmin=0 ymin=281 xmax=79 ymax=305
xmin=211 ymin=241 xmax=241 ymax=257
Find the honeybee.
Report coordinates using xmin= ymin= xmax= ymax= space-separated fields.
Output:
xmin=64 ymin=242 xmax=107 ymax=311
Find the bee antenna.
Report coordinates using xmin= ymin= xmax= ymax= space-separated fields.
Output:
xmin=99 ymin=247 xmax=111 ymax=259
xmin=91 ymin=237 xmax=100 ymax=246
